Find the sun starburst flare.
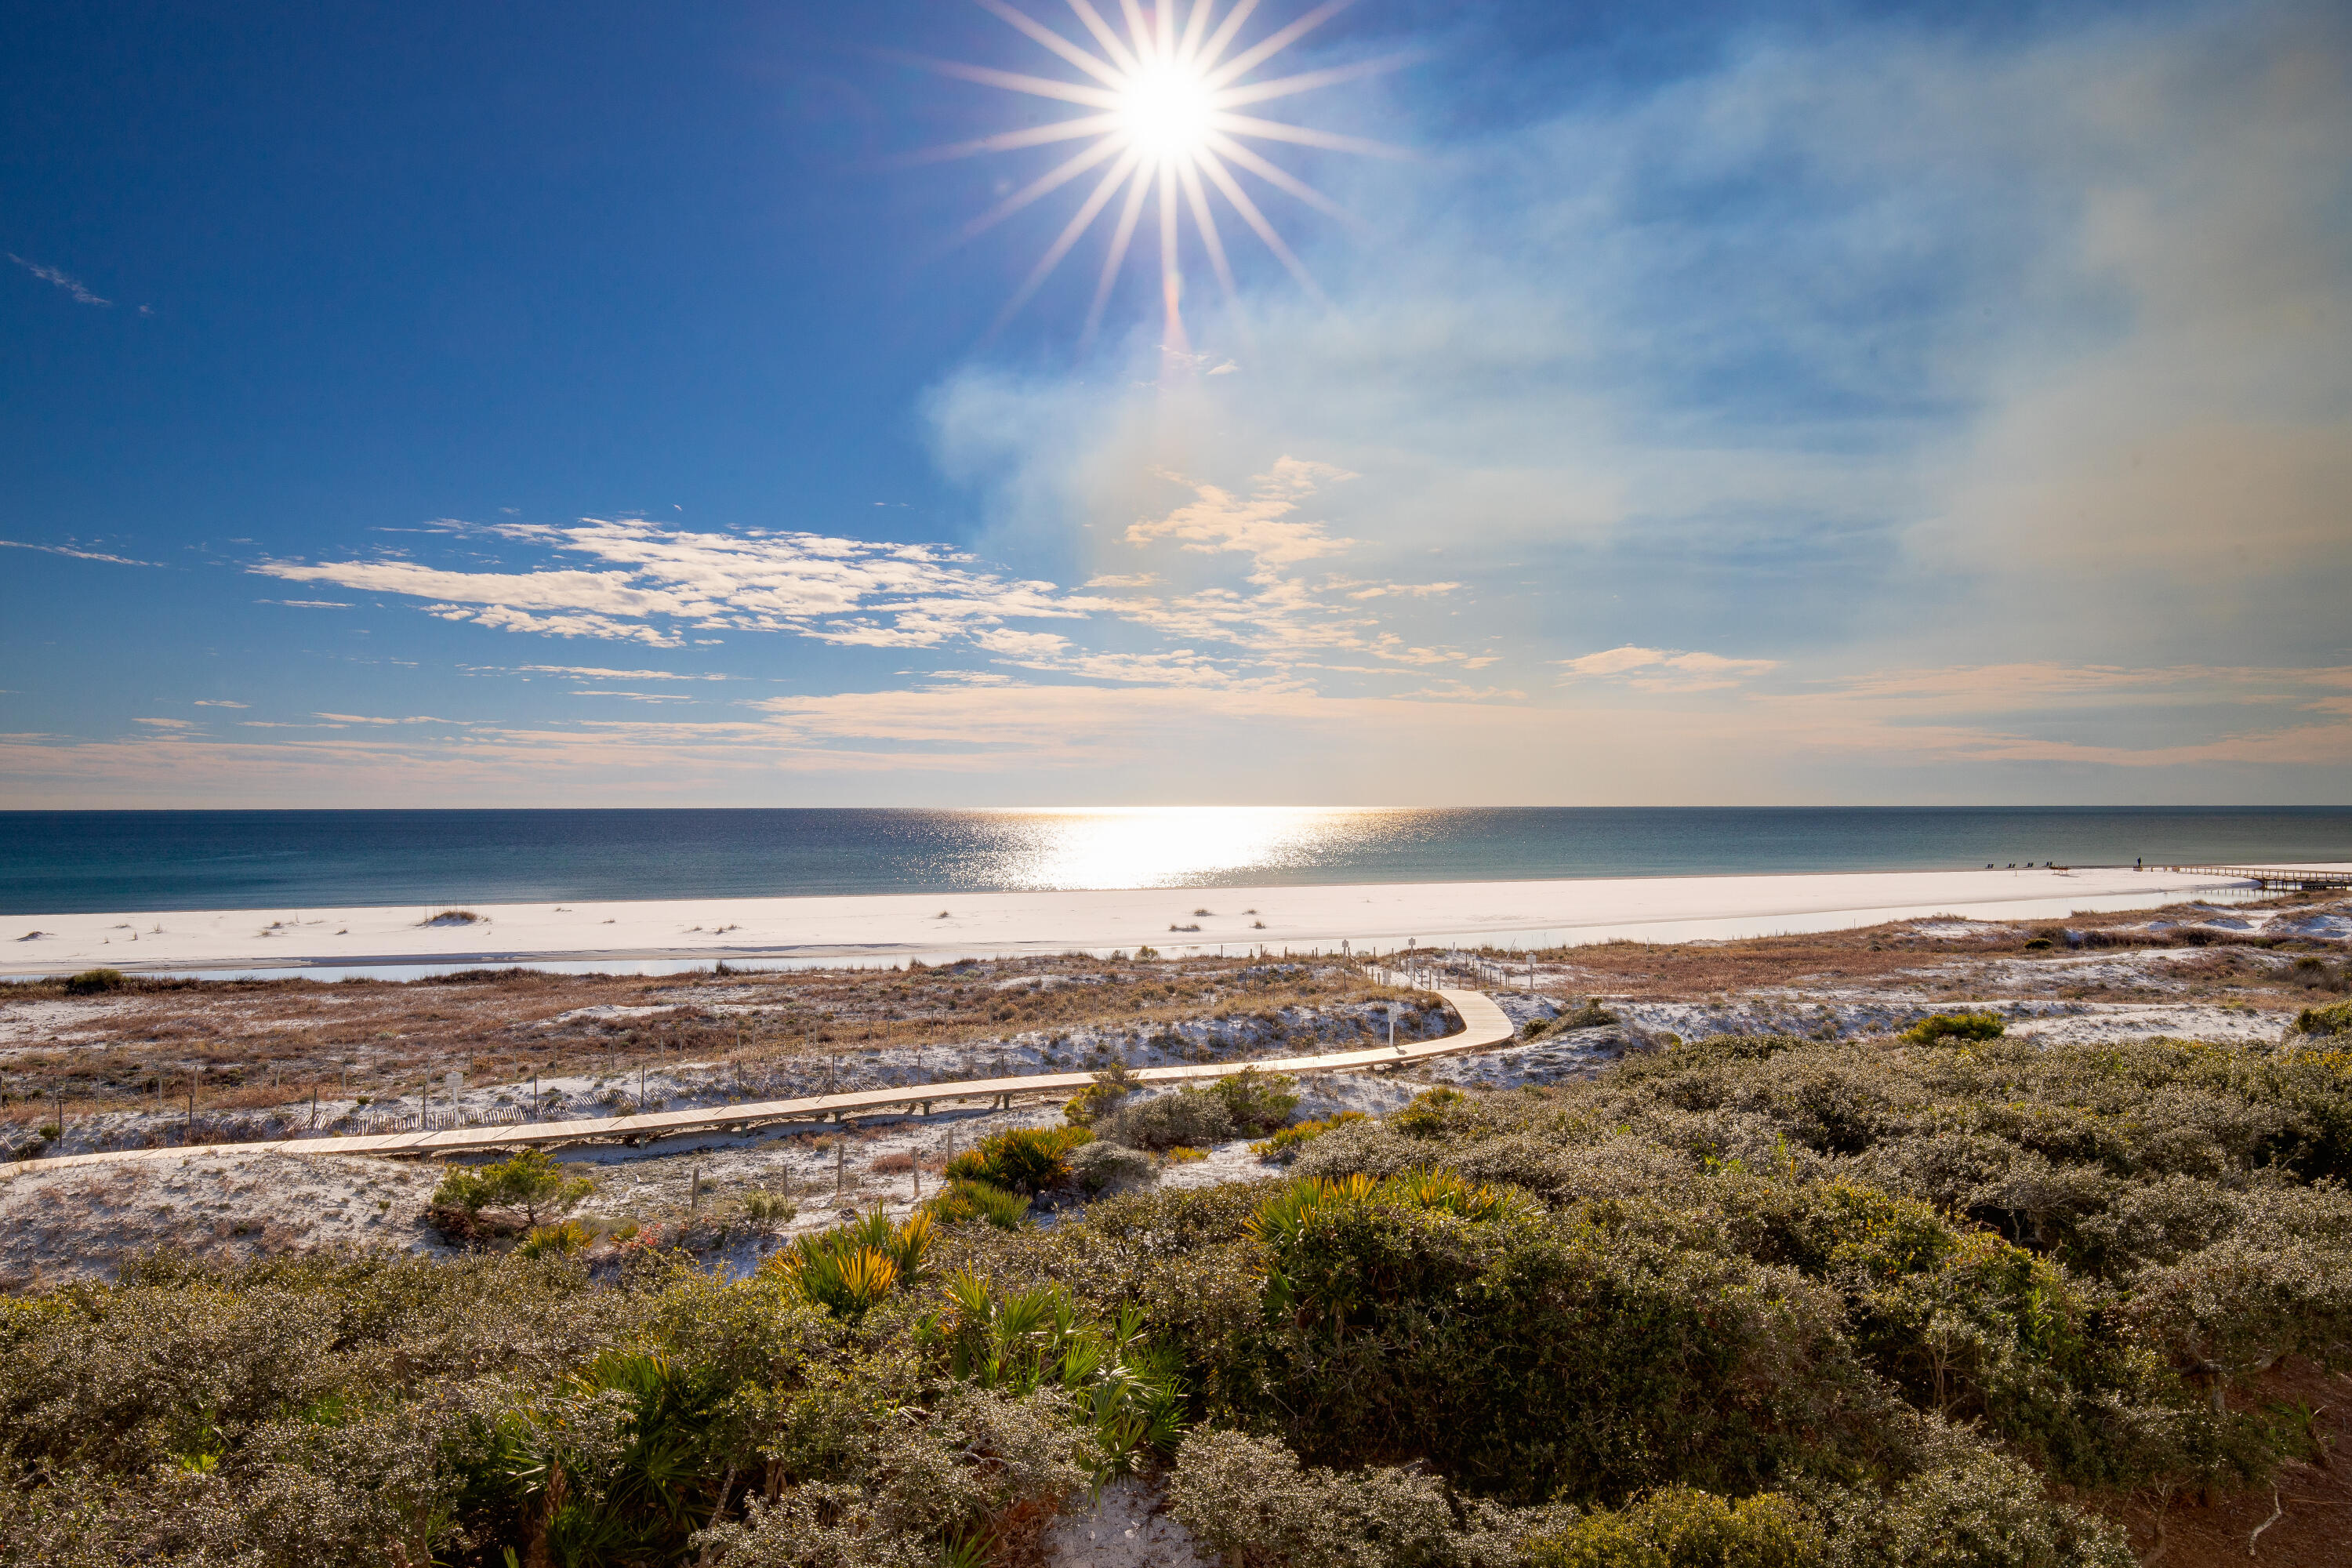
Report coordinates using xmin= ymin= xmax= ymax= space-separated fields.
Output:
xmin=904 ymin=0 xmax=1410 ymax=344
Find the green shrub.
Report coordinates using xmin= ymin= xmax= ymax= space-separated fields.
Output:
xmin=688 ymin=1385 xmax=1088 ymax=1567
xmin=1253 ymin=1110 xmax=1367 ymax=1163
xmin=1391 ymin=1084 xmax=1464 ymax=1136
xmin=927 ymin=1178 xmax=1034 ymax=1229
xmin=943 ymin=1124 xmax=1091 ymax=1194
xmin=430 ymin=1147 xmax=594 ymax=1229
xmin=1710 ymin=1171 xmax=2186 ymax=1488
xmin=1168 ymin=1426 xmax=1559 ymax=1568
xmin=765 ymin=1207 xmax=934 ymax=1316
xmin=1231 ymin=1168 xmax=1842 ymax=1502
xmin=1830 ymin=1443 xmax=2136 ymax=1568
xmin=1095 ymin=1089 xmax=1234 ymax=1152
xmin=2291 ymin=998 xmax=2352 ymax=1037
xmin=1066 ymin=1138 xmax=1156 ymax=1196
xmin=62 ymin=967 xmax=126 ymax=995
xmin=1063 ymin=1061 xmax=1138 ymax=1126
xmin=740 ymin=1190 xmax=796 ymax=1224
xmin=517 ymin=1219 xmax=590 ymax=1258
xmin=1097 ymin=1070 xmax=1299 ymax=1152
xmin=932 ymin=1270 xmax=1187 ymax=1476
xmin=1206 ymin=1067 xmax=1300 ymax=1134
xmin=1902 ymin=1012 xmax=2006 ymax=1044
xmin=1523 ymin=1486 xmax=1820 ymax=1568
xmin=6 ymin=1004 xmax=2339 ymax=1564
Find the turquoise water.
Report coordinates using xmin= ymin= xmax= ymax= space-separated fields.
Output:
xmin=2 ymin=806 xmax=2348 ymax=915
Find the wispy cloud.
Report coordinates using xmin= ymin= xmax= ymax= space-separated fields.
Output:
xmin=247 ymin=494 xmax=1496 ymax=695
xmin=253 ymin=517 xmax=1096 ymax=653
xmin=192 ymin=700 xmax=249 ymax=709
xmin=1747 ymin=661 xmax=2352 ymax=770
xmin=1559 ymin=647 xmax=1781 ymax=692
xmin=312 ymin=713 xmax=477 ymax=727
xmin=1123 ymin=457 xmax=1356 ymax=571
xmin=7 ymin=254 xmax=109 ymax=306
xmin=131 ymin=717 xmax=196 ymax=730
xmin=506 ymin=665 xmax=733 ymax=681
xmin=260 ymin=598 xmax=354 ymax=609
xmin=2 ymin=539 xmax=159 ymax=567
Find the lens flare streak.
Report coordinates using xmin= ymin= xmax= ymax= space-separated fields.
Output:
xmin=913 ymin=0 xmax=1409 ymax=340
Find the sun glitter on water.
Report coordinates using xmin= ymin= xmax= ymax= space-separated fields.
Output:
xmin=905 ymin=0 xmax=1410 ymax=341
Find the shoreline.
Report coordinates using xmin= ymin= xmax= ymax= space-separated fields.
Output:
xmin=5 ymin=862 xmax=2331 ymax=981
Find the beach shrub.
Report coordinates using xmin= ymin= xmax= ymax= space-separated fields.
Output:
xmin=1559 ymin=997 xmax=1620 ymax=1029
xmin=740 ymin=1190 xmax=796 ymax=1224
xmin=2291 ymin=998 xmax=2352 ymax=1037
xmin=765 ymin=1207 xmax=934 ymax=1317
xmin=927 ymin=1177 xmax=1034 ymax=1229
xmin=1253 ymin=1110 xmax=1367 ymax=1163
xmin=1227 ymin=1168 xmax=1849 ymax=1503
xmin=1392 ymin=1084 xmax=1465 ymax=1136
xmin=5 ymin=1014 xmax=2342 ymax=1566
xmin=1207 ymin=1067 xmax=1300 ymax=1133
xmin=1065 ymin=1138 xmax=1156 ymax=1196
xmin=517 ymin=1219 xmax=590 ymax=1258
xmin=1167 ymin=1427 xmax=1561 ymax=1568
xmin=1096 ymin=1090 xmax=1232 ymax=1151
xmin=687 ymin=1384 xmax=1090 ymax=1568
xmin=1522 ymin=1486 xmax=1820 ymax=1568
xmin=1901 ymin=1011 xmax=2006 ymax=1044
xmin=1063 ymin=1061 xmax=1138 ymax=1127
xmin=2288 ymin=955 xmax=2342 ymax=990
xmin=1098 ymin=1070 xmax=1298 ymax=1152
xmin=1827 ymin=1442 xmax=2137 ymax=1568
xmin=430 ymin=1146 xmax=594 ymax=1231
xmin=944 ymin=1125 xmax=1091 ymax=1195
xmin=62 ymin=967 xmax=125 ymax=995
xmin=932 ymin=1270 xmax=1187 ymax=1476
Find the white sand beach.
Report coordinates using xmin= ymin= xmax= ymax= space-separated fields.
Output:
xmin=7 ymin=863 xmax=2332 ymax=979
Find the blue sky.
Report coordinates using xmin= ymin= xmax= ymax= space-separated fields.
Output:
xmin=3 ymin=0 xmax=2347 ymax=807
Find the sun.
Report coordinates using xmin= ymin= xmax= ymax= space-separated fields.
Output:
xmin=902 ymin=1 xmax=1410 ymax=343
xmin=1119 ymin=60 xmax=1217 ymax=160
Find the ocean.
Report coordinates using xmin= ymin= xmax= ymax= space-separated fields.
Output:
xmin=2 ymin=806 xmax=2348 ymax=916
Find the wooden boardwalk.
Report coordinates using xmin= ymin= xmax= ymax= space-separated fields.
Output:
xmin=1 ymin=989 xmax=1517 ymax=1179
